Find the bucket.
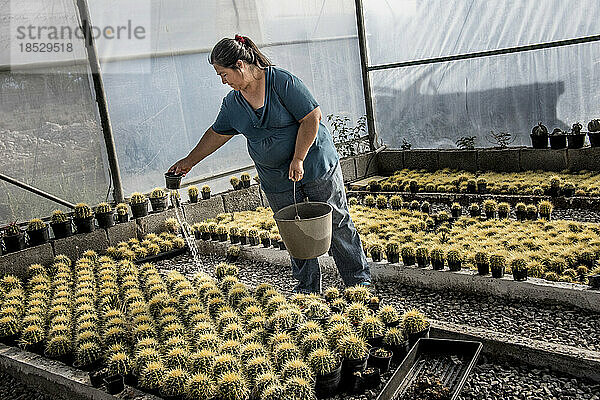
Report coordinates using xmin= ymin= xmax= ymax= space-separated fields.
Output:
xmin=274 ymin=198 xmax=333 ymax=260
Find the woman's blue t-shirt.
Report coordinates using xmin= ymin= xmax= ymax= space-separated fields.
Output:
xmin=211 ymin=66 xmax=339 ymax=193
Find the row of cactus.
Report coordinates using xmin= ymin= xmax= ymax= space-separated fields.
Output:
xmin=105 ymin=232 xmax=185 ymax=261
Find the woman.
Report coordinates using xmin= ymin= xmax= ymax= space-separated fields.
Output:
xmin=169 ymin=35 xmax=371 ymax=293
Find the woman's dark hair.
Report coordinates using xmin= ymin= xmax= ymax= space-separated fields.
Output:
xmin=209 ymin=35 xmax=273 ymax=69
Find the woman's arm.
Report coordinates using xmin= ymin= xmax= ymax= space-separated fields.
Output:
xmin=289 ymin=106 xmax=321 ymax=181
xmin=169 ymin=127 xmax=234 ymax=175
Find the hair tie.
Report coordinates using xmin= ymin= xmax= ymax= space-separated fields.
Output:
xmin=235 ymin=34 xmax=245 ymax=44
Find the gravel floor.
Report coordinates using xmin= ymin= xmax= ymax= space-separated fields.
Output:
xmin=0 ymin=371 xmax=54 ymax=400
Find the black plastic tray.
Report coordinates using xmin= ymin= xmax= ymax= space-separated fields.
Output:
xmin=133 ymin=247 xmax=188 ymax=264
xmin=376 ymin=338 xmax=482 ymax=400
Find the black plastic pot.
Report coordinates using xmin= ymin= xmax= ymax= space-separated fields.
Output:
xmin=477 ymin=183 xmax=487 ymax=194
xmin=272 ymin=241 xmax=279 ymax=249
xmin=188 ymin=194 xmax=198 ymax=203
xmin=448 ymin=261 xmax=461 ymax=272
xmin=246 ymin=236 xmax=257 ymax=246
xmin=562 ymin=188 xmax=575 ymax=197
xmin=131 ymin=201 xmax=148 ymax=218
xmin=530 ymin=134 xmax=548 ymax=149
xmin=416 ymin=257 xmax=429 ymax=268
xmin=588 ymin=132 xmax=600 ymax=147
xmin=367 ymin=335 xmax=384 ymax=348
xmin=116 ymin=213 xmax=129 ymax=223
xmin=362 ymin=367 xmax=381 ymax=389
xmin=589 ymin=274 xmax=600 ymax=289
xmin=164 ymin=172 xmax=183 ymax=190
xmin=149 ymin=196 xmax=168 ymax=213
xmin=239 ymin=236 xmax=248 ymax=245
xmin=104 ymin=375 xmax=124 ymax=395
xmin=371 ymin=252 xmax=382 ymax=262
xmin=387 ymin=340 xmax=409 ymax=363
xmin=549 ymin=135 xmax=567 ymax=149
xmin=242 ymin=180 xmax=251 ymax=188
xmin=402 ymin=255 xmax=415 ymax=267
xmin=342 ymin=356 xmax=368 ymax=388
xmin=368 ymin=347 xmax=392 ymax=373
xmin=230 ymin=235 xmax=239 ymax=244
xmin=261 ymin=238 xmax=271 ymax=247
xmin=315 ymin=363 xmax=342 ymax=399
xmin=347 ymin=371 xmax=364 ymax=394
xmin=539 ymin=212 xmax=552 ymax=221
xmin=407 ymin=326 xmax=430 ymax=348
xmin=89 ymin=368 xmax=107 ymax=388
xmin=51 ymin=220 xmax=73 ymax=239
xmin=95 ymin=212 xmax=115 ymax=229
xmin=491 ymin=265 xmax=505 ymax=278
xmin=515 ymin=210 xmax=526 ymax=221
xmin=3 ymin=232 xmax=25 ymax=253
xmin=226 ymin=254 xmax=239 ymax=263
xmin=211 ymin=232 xmax=219 ymax=241
xmin=27 ymin=226 xmax=49 ymax=247
xmin=485 ymin=211 xmax=495 ymax=220
xmin=201 ymin=232 xmax=210 ymax=241
xmin=386 ymin=252 xmax=399 ymax=264
xmin=477 ymin=263 xmax=489 ymax=275
xmin=74 ymin=217 xmax=95 ymax=234
xmin=432 ymin=260 xmax=444 ymax=270
xmin=124 ymin=373 xmax=138 ymax=387
xmin=527 ymin=210 xmax=538 ymax=220
xmin=513 ymin=269 xmax=528 ymax=282
xmin=567 ymin=134 xmax=586 ymax=149
xmin=498 ymin=211 xmax=508 ymax=219
xmin=202 ymin=192 xmax=211 ymax=200
xmin=219 ymin=233 xmax=228 ymax=242
xmin=451 ymin=209 xmax=461 ymax=219
xmin=367 ymin=302 xmax=379 ymax=312
xmin=469 ymin=209 xmax=481 ymax=218
xmin=278 ymin=240 xmax=286 ymax=250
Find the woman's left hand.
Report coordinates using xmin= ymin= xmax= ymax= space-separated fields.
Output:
xmin=289 ymin=157 xmax=304 ymax=182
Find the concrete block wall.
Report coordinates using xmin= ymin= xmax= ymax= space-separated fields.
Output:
xmin=377 ymin=147 xmax=600 ymax=175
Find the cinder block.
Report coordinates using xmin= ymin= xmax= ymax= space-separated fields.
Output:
xmin=106 ymin=221 xmax=137 ymax=246
xmin=222 ymin=185 xmax=262 ymax=213
xmin=377 ymin=151 xmax=403 ymax=175
xmin=53 ymin=230 xmax=109 ymax=262
xmin=403 ymin=150 xmax=439 ymax=171
xmin=567 ymin=147 xmax=600 ymax=171
xmin=354 ymin=153 xmax=379 ymax=179
xmin=182 ymin=196 xmax=226 ymax=223
xmin=477 ymin=148 xmax=520 ymax=172
xmin=340 ymin=157 xmax=357 ymax=182
xmin=0 ymin=243 xmax=54 ymax=279
xmin=520 ymin=148 xmax=567 ymax=172
xmin=135 ymin=209 xmax=177 ymax=237
xmin=438 ymin=150 xmax=477 ymax=172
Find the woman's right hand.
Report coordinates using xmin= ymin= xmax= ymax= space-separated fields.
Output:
xmin=168 ymin=157 xmax=195 ymax=176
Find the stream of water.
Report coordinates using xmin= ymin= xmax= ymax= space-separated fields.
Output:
xmin=170 ymin=190 xmax=204 ymax=269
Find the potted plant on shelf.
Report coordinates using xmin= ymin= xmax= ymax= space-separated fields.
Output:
xmin=562 ymin=182 xmax=575 ymax=197
xmin=130 ymin=192 xmax=149 ymax=218
xmin=497 ymin=202 xmax=510 ymax=219
xmin=376 ymin=195 xmax=387 ymax=210
xmin=248 ymin=229 xmax=259 ymax=246
xmin=115 ymin=203 xmax=129 ymax=223
xmin=307 ymin=348 xmax=342 ymax=398
xmin=475 ymin=251 xmax=489 ymax=275
xmin=208 ymin=222 xmax=219 ymax=240
xmin=26 ymin=218 xmax=49 ymax=246
xmin=482 ymin=199 xmax=497 ymax=219
xmin=230 ymin=176 xmax=241 ymax=190
xmin=515 ymin=203 xmax=527 ymax=221
xmin=95 ymin=203 xmax=115 ymax=229
xmin=198 ymin=222 xmax=210 ymax=240
xmin=548 ymin=176 xmax=561 ymax=197
xmin=430 ymin=247 xmax=445 ymax=270
xmin=337 ymin=334 xmax=368 ymax=382
xmin=526 ymin=204 xmax=538 ymax=220
xmin=401 ymin=244 xmax=416 ymax=266
xmin=476 ymin=178 xmax=487 ymax=194
xmin=401 ymin=309 xmax=430 ymax=348
xmin=409 ymin=200 xmax=420 ymax=211
xmin=468 ymin=203 xmax=481 ymax=218
xmin=229 ymin=226 xmax=240 ymax=244
xmin=188 ymin=186 xmax=199 ymax=203
xmin=240 ymin=172 xmax=251 ymax=188
xmin=359 ymin=315 xmax=385 ymax=348
xmin=588 ymin=267 xmax=600 ymax=289
xmin=368 ymin=179 xmax=381 ymax=192
xmin=369 ymin=244 xmax=382 ymax=262
xmin=415 ymin=246 xmax=430 ymax=268
xmin=466 ymin=179 xmax=477 ymax=194
xmin=385 ymin=242 xmax=400 ymax=264
xmin=270 ymin=233 xmax=281 ymax=249
xmin=567 ymin=123 xmax=586 ymax=149
xmin=149 ymin=188 xmax=168 ymax=212
xmin=2 ymin=222 xmax=25 ymax=252
xmin=446 ymin=248 xmax=463 ymax=271
xmin=226 ymin=245 xmax=241 ymax=263
xmin=363 ymin=195 xmax=375 ymax=208
xmin=50 ymin=210 xmax=72 ymax=239
xmin=238 ymin=227 xmax=248 ymax=245
xmin=217 ymin=225 xmax=228 ymax=242
xmin=530 ymin=122 xmax=549 ymax=149
xmin=549 ymin=128 xmax=567 ymax=149
xmin=538 ymin=200 xmax=553 ymax=220
xmin=383 ymin=327 xmax=408 ymax=363
xmin=368 ymin=347 xmax=392 ymax=373
xmin=390 ymin=195 xmax=403 ymax=210
xmin=490 ymin=253 xmax=506 ymax=278
xmin=259 ymin=231 xmax=271 ymax=247
xmin=201 ymin=185 xmax=211 ymax=200
xmin=73 ymin=203 xmax=95 ymax=233
xmin=587 ymin=119 xmax=600 ymax=147
xmin=450 ymin=202 xmax=462 ymax=219
xmin=511 ymin=257 xmax=528 ymax=281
